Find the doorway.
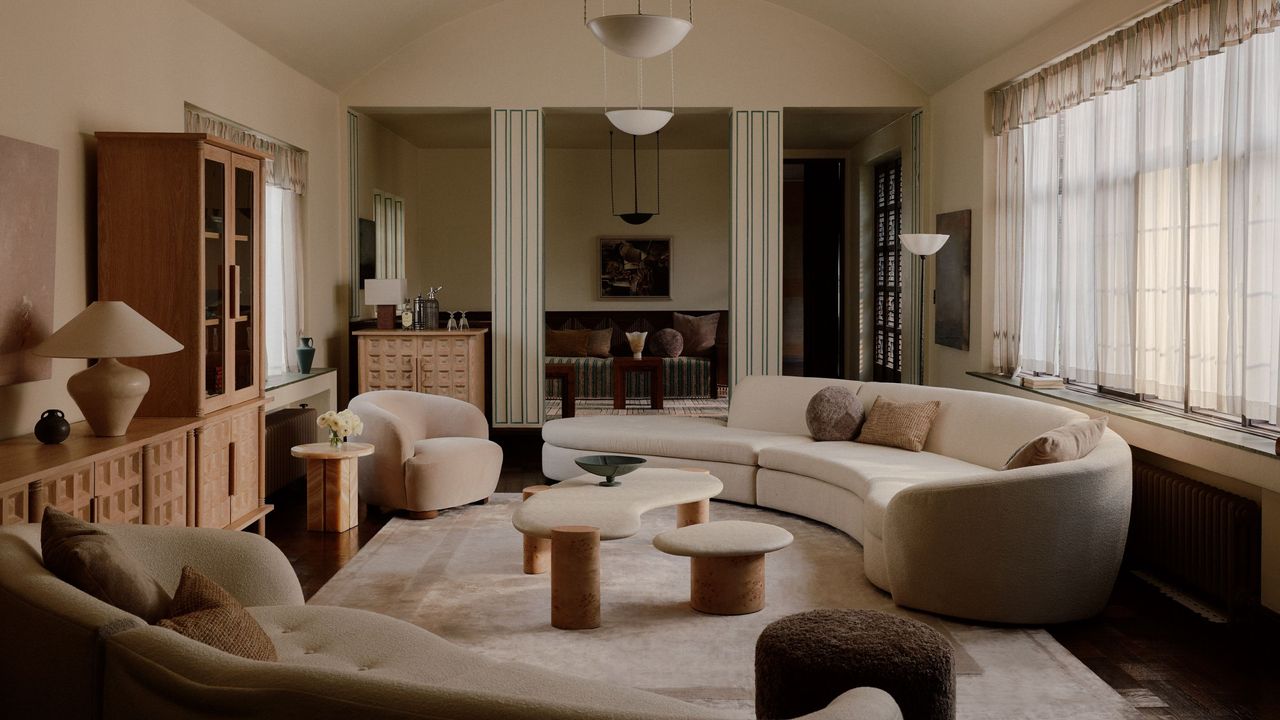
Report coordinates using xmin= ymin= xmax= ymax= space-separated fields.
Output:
xmin=782 ymin=159 xmax=845 ymax=378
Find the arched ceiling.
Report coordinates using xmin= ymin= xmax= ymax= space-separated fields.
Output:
xmin=186 ymin=0 xmax=1092 ymax=93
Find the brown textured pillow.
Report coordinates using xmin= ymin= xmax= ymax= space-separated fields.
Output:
xmin=546 ymin=329 xmax=590 ymax=357
xmin=855 ymin=398 xmax=941 ymax=452
xmin=805 ymin=386 xmax=865 ymax=441
xmin=673 ymin=312 xmax=718 ymax=355
xmin=1004 ymin=416 xmax=1108 ymax=470
xmin=585 ymin=328 xmax=612 ymax=358
xmin=41 ymin=507 xmax=171 ymax=623
xmin=159 ymin=566 xmax=277 ymax=662
xmin=650 ymin=328 xmax=684 ymax=358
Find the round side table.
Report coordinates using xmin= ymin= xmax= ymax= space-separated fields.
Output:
xmin=291 ymin=442 xmax=374 ymax=533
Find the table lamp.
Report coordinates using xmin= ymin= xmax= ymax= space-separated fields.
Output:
xmin=33 ymin=301 xmax=183 ymax=437
xmin=899 ymin=234 xmax=949 ymax=385
xmin=365 ymin=278 xmax=406 ymax=330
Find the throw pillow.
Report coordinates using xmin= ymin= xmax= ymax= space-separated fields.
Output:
xmin=585 ymin=328 xmax=612 ymax=358
xmin=1003 ymin=416 xmax=1108 ymax=470
xmin=673 ymin=312 xmax=718 ymax=355
xmin=805 ymin=386 xmax=865 ymax=441
xmin=41 ymin=506 xmax=171 ymax=623
xmin=855 ymin=398 xmax=941 ymax=452
xmin=650 ymin=328 xmax=684 ymax=358
xmin=546 ymin=329 xmax=590 ymax=357
xmin=158 ymin=566 xmax=277 ymax=662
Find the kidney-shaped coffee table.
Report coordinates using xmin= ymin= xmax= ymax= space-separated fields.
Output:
xmin=512 ymin=468 xmax=723 ymax=629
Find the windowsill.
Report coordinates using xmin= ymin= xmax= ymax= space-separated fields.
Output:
xmin=265 ymin=367 xmax=337 ymax=393
xmin=967 ymin=372 xmax=1279 ymax=460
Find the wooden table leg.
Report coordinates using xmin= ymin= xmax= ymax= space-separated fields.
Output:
xmin=551 ymin=525 xmax=601 ymax=630
xmin=308 ymin=457 xmax=360 ymax=533
xmin=651 ymin=367 xmax=663 ymax=410
xmin=613 ymin=366 xmax=626 ymax=409
xmin=690 ymin=554 xmax=766 ymax=615
xmin=522 ymin=485 xmax=552 ymax=574
xmin=676 ymin=498 xmax=710 ymax=528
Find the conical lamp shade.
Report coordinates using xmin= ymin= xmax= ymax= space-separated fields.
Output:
xmin=587 ymin=14 xmax=692 ymax=59
xmin=34 ymin=301 xmax=183 ymax=359
xmin=899 ymin=233 xmax=949 ymax=256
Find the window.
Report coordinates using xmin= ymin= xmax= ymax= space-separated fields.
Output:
xmin=372 ymin=191 xmax=405 ymax=281
xmin=872 ymin=158 xmax=903 ymax=382
xmin=1003 ymin=30 xmax=1280 ymax=433
xmin=264 ymin=186 xmax=303 ymax=377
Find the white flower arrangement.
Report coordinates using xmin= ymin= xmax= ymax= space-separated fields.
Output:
xmin=318 ymin=409 xmax=364 ymax=447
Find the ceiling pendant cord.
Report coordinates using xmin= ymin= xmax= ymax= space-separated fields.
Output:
xmin=637 ymin=57 xmax=644 ymax=110
xmin=655 ymin=130 xmax=661 ymax=215
xmin=632 ymin=132 xmax=640 ymax=214
xmin=602 ymin=44 xmax=609 ymax=112
xmin=609 ymin=131 xmax=618 ymax=216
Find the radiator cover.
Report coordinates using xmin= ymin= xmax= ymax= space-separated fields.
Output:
xmin=264 ymin=407 xmax=318 ymax=498
xmin=1127 ymin=460 xmax=1261 ymax=619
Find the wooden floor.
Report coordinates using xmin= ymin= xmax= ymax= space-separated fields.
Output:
xmin=266 ymin=464 xmax=1280 ymax=719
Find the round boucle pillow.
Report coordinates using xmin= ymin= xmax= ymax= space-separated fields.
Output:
xmin=755 ymin=609 xmax=955 ymax=720
xmin=650 ymin=328 xmax=684 ymax=358
xmin=804 ymin=386 xmax=865 ymax=441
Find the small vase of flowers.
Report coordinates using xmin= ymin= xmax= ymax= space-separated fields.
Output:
xmin=318 ymin=409 xmax=363 ymax=449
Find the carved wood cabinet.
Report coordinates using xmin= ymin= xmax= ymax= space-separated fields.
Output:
xmin=355 ymin=330 xmax=487 ymax=412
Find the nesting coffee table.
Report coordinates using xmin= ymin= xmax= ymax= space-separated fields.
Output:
xmin=512 ymin=467 xmax=723 ymax=629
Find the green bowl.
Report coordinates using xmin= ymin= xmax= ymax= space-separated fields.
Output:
xmin=574 ymin=454 xmax=646 ymax=486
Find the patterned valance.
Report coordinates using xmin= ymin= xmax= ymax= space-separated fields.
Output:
xmin=991 ymin=0 xmax=1280 ymax=135
xmin=184 ymin=106 xmax=308 ymax=194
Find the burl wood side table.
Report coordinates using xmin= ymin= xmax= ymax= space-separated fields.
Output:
xmin=613 ymin=356 xmax=663 ymax=410
xmin=291 ymin=442 xmax=374 ymax=533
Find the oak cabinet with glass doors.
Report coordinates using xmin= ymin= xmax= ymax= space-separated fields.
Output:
xmin=95 ymin=132 xmax=270 ymax=532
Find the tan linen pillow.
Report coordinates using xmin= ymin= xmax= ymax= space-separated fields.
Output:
xmin=855 ymin=398 xmax=941 ymax=452
xmin=159 ymin=566 xmax=277 ymax=662
xmin=585 ymin=328 xmax=612 ymax=358
xmin=673 ymin=312 xmax=718 ymax=355
xmin=41 ymin=507 xmax=171 ymax=623
xmin=546 ymin=329 xmax=590 ymax=357
xmin=1003 ymin=416 xmax=1109 ymax=470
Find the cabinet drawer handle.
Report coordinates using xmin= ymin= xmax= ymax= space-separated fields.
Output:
xmin=228 ymin=441 xmax=236 ymax=496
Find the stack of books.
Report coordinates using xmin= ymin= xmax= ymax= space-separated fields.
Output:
xmin=1020 ymin=374 xmax=1065 ymax=389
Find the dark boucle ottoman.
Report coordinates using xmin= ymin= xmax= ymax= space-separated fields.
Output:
xmin=755 ymin=609 xmax=954 ymax=720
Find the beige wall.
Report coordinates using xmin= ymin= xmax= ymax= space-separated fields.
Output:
xmin=341 ymin=0 xmax=926 ymax=110
xmin=545 ymin=148 xmax=730 ymax=311
xmin=0 ymin=0 xmax=342 ymax=440
xmin=354 ymin=114 xmax=418 ymax=318
xmin=415 ymin=148 xmax=491 ymax=312
xmin=923 ymin=0 xmax=1280 ymax=610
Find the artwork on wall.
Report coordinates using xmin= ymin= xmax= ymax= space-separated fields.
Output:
xmin=934 ymin=209 xmax=971 ymax=351
xmin=357 ymin=217 xmax=376 ymax=289
xmin=0 ymin=134 xmax=58 ymax=387
xmin=599 ymin=236 xmax=671 ymax=299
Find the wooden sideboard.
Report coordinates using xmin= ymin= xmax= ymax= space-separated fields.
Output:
xmin=0 ymin=400 xmax=270 ymax=533
xmin=354 ymin=329 xmax=487 ymax=412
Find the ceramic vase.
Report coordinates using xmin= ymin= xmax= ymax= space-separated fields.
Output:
xmin=297 ymin=337 xmax=316 ymax=374
xmin=626 ymin=331 xmax=648 ymax=359
xmin=34 ymin=409 xmax=71 ymax=445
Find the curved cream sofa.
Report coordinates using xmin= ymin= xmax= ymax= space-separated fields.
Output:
xmin=543 ymin=375 xmax=1133 ymax=624
xmin=0 ymin=523 xmax=901 ymax=720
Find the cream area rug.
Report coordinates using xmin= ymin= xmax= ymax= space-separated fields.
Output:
xmin=310 ymin=495 xmax=1140 ymax=720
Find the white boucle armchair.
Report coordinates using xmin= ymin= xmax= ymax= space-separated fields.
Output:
xmin=349 ymin=391 xmax=502 ymax=519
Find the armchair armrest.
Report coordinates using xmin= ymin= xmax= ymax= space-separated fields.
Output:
xmin=882 ymin=432 xmax=1132 ymax=624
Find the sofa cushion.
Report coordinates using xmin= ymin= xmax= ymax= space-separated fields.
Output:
xmin=1004 ymin=416 xmax=1109 ymax=469
xmin=41 ymin=506 xmax=171 ymax=624
xmin=729 ymin=375 xmax=864 ymax=435
xmin=863 ymin=481 xmax=915 ymax=539
xmin=546 ymin=329 xmax=590 ymax=357
xmin=158 ymin=566 xmax=276 ymax=662
xmin=673 ymin=312 xmax=718 ymax=355
xmin=586 ymin=328 xmax=613 ymax=358
xmin=856 ymin=398 xmax=941 ymax=452
xmin=758 ymin=442 xmax=988 ymax=499
xmin=543 ymin=415 xmax=812 ymax=466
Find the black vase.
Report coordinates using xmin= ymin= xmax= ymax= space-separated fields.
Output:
xmin=35 ymin=409 xmax=70 ymax=445
xmin=296 ymin=337 xmax=316 ymax=374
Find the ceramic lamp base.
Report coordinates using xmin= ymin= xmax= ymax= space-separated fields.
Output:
xmin=66 ymin=357 xmax=149 ymax=437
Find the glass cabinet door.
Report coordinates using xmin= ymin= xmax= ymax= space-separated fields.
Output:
xmin=202 ymin=147 xmax=231 ymax=406
xmin=230 ymin=154 xmax=260 ymax=399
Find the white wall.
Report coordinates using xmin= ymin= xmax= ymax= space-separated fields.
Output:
xmin=416 ymin=148 xmax=491 ymax=312
xmin=545 ymin=148 xmax=730 ymax=311
xmin=355 ymin=114 xmax=418 ymax=316
xmin=0 ymin=0 xmax=342 ymax=440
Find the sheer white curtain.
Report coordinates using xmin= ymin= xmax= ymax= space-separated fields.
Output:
xmin=265 ymin=186 xmax=304 ymax=376
xmin=999 ymin=27 xmax=1280 ymax=425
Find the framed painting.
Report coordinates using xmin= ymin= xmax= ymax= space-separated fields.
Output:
xmin=0 ymin=134 xmax=58 ymax=386
xmin=598 ymin=236 xmax=671 ymax=299
xmin=933 ymin=209 xmax=971 ymax=351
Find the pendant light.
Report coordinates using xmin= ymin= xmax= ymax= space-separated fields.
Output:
xmin=590 ymin=1 xmax=687 ymax=136
xmin=609 ymin=130 xmax=660 ymax=224
xmin=586 ymin=1 xmax=693 ymax=59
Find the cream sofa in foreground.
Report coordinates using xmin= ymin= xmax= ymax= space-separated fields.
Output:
xmin=0 ymin=523 xmax=900 ymax=720
xmin=543 ymin=375 xmax=1133 ymax=624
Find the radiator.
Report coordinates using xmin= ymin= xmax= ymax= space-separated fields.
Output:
xmin=1127 ymin=460 xmax=1261 ymax=619
xmin=264 ymin=406 xmax=318 ymax=498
